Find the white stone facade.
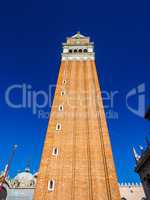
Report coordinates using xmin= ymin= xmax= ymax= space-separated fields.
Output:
xmin=61 ymin=32 xmax=95 ymax=61
xmin=119 ymin=183 xmax=146 ymax=200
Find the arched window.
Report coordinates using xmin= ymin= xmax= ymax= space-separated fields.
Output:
xmin=56 ymin=123 xmax=61 ymax=131
xmin=63 ymin=80 xmax=67 ymax=84
xmin=69 ymin=49 xmax=72 ymax=53
xmin=30 ymin=180 xmax=35 ymax=186
xmin=84 ymin=49 xmax=88 ymax=53
xmin=59 ymin=105 xmax=63 ymax=111
xmin=52 ymin=147 xmax=59 ymax=156
xmin=61 ymin=91 xmax=65 ymax=96
xmin=78 ymin=49 xmax=82 ymax=53
xmin=48 ymin=180 xmax=55 ymax=191
xmin=74 ymin=49 xmax=77 ymax=53
xmin=121 ymin=198 xmax=127 ymax=200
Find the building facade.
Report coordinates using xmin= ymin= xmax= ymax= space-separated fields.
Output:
xmin=134 ymin=143 xmax=150 ymax=199
xmin=1 ymin=176 xmax=146 ymax=200
xmin=0 ymin=165 xmax=146 ymax=199
xmin=119 ymin=183 xmax=146 ymax=200
xmin=0 ymin=166 xmax=36 ymax=200
xmin=33 ymin=32 xmax=121 ymax=200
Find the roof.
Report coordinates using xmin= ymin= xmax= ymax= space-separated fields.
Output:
xmin=63 ymin=32 xmax=92 ymax=46
xmin=71 ymin=32 xmax=86 ymax=38
xmin=14 ymin=172 xmax=34 ymax=183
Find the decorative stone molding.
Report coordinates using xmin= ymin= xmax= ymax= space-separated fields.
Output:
xmin=61 ymin=54 xmax=95 ymax=61
xmin=61 ymin=32 xmax=95 ymax=61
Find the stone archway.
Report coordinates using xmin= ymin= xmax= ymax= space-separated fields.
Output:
xmin=0 ymin=187 xmax=7 ymax=200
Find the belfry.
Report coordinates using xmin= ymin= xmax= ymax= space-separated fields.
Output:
xmin=33 ymin=32 xmax=121 ymax=200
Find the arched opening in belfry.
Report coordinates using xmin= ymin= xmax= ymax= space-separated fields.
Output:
xmin=84 ymin=49 xmax=88 ymax=53
xmin=78 ymin=49 xmax=82 ymax=53
xmin=74 ymin=49 xmax=77 ymax=53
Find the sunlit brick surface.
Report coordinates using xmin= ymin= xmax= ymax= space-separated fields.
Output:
xmin=33 ymin=58 xmax=121 ymax=200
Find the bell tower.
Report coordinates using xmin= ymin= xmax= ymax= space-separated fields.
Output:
xmin=33 ymin=32 xmax=121 ymax=200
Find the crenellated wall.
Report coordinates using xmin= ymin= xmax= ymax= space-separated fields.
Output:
xmin=119 ymin=182 xmax=146 ymax=200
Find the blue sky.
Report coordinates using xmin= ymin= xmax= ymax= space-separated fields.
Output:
xmin=0 ymin=0 xmax=150 ymax=183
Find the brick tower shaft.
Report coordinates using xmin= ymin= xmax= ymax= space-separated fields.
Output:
xmin=33 ymin=32 xmax=121 ymax=200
